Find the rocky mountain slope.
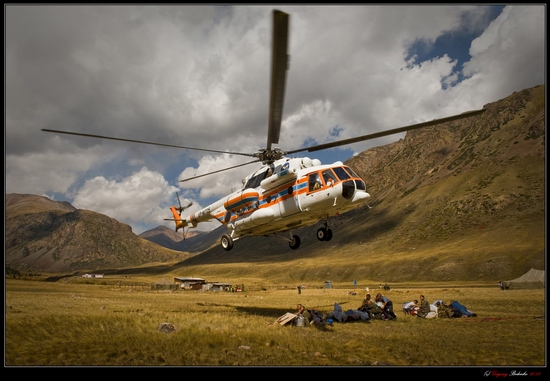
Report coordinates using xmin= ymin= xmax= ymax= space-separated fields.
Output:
xmin=5 ymin=194 xmax=183 ymax=273
xmin=5 ymin=85 xmax=545 ymax=281
xmin=171 ymin=84 xmax=545 ymax=281
xmin=138 ymin=225 xmax=213 ymax=252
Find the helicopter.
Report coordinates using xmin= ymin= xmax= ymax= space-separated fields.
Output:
xmin=43 ymin=10 xmax=485 ymax=251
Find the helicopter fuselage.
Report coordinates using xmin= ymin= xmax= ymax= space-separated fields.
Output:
xmin=171 ymin=156 xmax=370 ymax=250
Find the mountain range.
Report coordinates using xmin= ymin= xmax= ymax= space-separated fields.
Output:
xmin=5 ymin=84 xmax=545 ymax=282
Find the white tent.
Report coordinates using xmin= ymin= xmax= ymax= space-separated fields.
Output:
xmin=503 ymin=268 xmax=544 ymax=289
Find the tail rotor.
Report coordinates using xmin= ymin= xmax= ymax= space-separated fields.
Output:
xmin=176 ymin=192 xmax=193 ymax=214
xmin=165 ymin=192 xmax=193 ymax=236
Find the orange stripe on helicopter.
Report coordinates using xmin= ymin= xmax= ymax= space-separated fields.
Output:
xmin=215 ymin=179 xmax=307 ymax=224
xmin=257 ymin=179 xmax=303 ymax=209
xmin=224 ymin=190 xmax=260 ymax=212
xmin=213 ymin=172 xmax=362 ymax=224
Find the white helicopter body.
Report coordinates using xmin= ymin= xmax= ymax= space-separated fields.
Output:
xmin=170 ymin=157 xmax=371 ymax=250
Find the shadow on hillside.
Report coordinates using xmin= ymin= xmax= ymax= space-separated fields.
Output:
xmin=45 ymin=272 xmax=80 ymax=282
xmin=176 ymin=207 xmax=401 ymax=266
xmin=97 ymin=265 xmax=180 ymax=276
xmin=89 ymin=207 xmax=403 ymax=275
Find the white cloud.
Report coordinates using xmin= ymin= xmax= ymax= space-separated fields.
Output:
xmin=464 ymin=6 xmax=545 ymax=103
xmin=72 ymin=167 xmax=178 ymax=234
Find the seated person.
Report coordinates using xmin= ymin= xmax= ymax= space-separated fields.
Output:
xmin=375 ymin=293 xmax=397 ymax=319
xmin=437 ymin=301 xmax=458 ymax=318
xmin=431 ymin=300 xmax=443 ymax=314
xmin=416 ymin=295 xmax=431 ymax=318
xmin=402 ymin=300 xmax=418 ymax=315
xmin=359 ymin=294 xmax=390 ymax=320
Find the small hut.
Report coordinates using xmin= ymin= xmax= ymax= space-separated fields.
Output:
xmin=174 ymin=277 xmax=206 ymax=290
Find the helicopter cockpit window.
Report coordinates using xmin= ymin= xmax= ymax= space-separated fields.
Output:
xmin=333 ymin=167 xmax=351 ymax=181
xmin=322 ymin=169 xmax=338 ymax=187
xmin=245 ymin=169 xmax=269 ymax=189
xmin=344 ymin=166 xmax=360 ymax=178
xmin=308 ymin=172 xmax=322 ymax=192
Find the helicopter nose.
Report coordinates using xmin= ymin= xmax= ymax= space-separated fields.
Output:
xmin=351 ymin=190 xmax=370 ymax=203
xmin=339 ymin=179 xmax=370 ymax=205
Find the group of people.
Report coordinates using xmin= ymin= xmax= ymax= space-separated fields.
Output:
xmin=357 ymin=293 xmax=397 ymax=320
xmin=295 ymin=293 xmax=399 ymax=324
xmin=401 ymin=295 xmax=438 ymax=318
xmin=295 ymin=302 xmax=370 ymax=326
xmin=402 ymin=297 xmax=477 ymax=318
xmin=291 ymin=293 xmax=476 ymax=327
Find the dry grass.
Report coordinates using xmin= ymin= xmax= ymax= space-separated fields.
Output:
xmin=5 ymin=278 xmax=545 ymax=366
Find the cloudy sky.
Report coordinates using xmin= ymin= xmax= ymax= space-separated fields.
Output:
xmin=5 ymin=5 xmax=545 ymax=234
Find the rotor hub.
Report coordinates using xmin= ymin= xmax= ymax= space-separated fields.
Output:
xmin=254 ymin=148 xmax=286 ymax=164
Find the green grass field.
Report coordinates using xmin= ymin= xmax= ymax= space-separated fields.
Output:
xmin=5 ymin=278 xmax=545 ymax=366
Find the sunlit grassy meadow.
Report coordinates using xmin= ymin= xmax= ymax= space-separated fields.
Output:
xmin=5 ymin=278 xmax=545 ymax=366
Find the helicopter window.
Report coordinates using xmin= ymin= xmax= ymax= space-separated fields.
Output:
xmin=322 ymin=169 xmax=338 ymax=186
xmin=342 ymin=180 xmax=355 ymax=199
xmin=344 ymin=166 xmax=360 ymax=178
xmin=308 ymin=173 xmax=322 ymax=192
xmin=355 ymin=179 xmax=366 ymax=191
xmin=333 ymin=167 xmax=351 ymax=181
xmin=245 ymin=169 xmax=269 ymax=189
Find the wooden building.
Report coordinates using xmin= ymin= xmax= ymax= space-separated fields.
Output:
xmin=174 ymin=277 xmax=206 ymax=290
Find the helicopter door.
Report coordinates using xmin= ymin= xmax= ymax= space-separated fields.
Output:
xmin=278 ymin=181 xmax=302 ymax=217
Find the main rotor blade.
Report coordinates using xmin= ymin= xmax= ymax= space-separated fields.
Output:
xmin=42 ymin=129 xmax=256 ymax=158
xmin=286 ymin=108 xmax=486 ymax=154
xmin=179 ymin=159 xmax=261 ymax=183
xmin=266 ymin=10 xmax=290 ymax=150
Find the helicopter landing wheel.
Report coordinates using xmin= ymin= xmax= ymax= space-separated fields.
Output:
xmin=289 ymin=235 xmax=301 ymax=250
xmin=317 ymin=227 xmax=333 ymax=241
xmin=221 ymin=234 xmax=234 ymax=251
xmin=317 ymin=228 xmax=332 ymax=241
